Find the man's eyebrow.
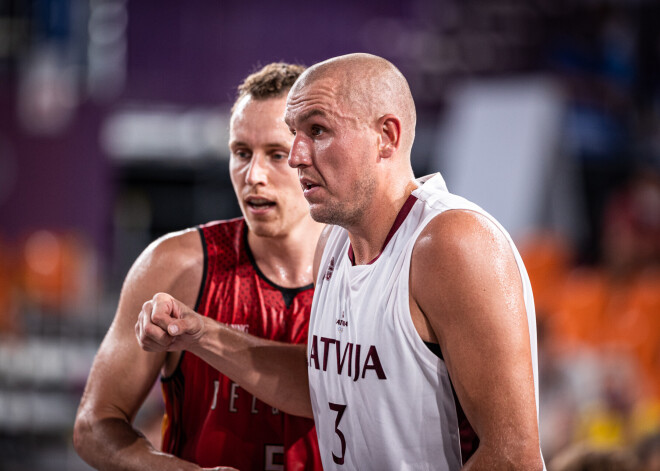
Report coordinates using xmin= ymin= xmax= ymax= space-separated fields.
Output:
xmin=228 ymin=140 xmax=247 ymax=148
xmin=229 ymin=141 xmax=289 ymax=150
xmin=286 ymin=108 xmax=327 ymax=127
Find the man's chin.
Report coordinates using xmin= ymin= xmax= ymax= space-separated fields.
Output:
xmin=309 ymin=205 xmax=338 ymax=226
xmin=246 ymin=220 xmax=281 ymax=239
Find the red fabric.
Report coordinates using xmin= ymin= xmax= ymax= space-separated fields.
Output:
xmin=161 ymin=218 xmax=321 ymax=470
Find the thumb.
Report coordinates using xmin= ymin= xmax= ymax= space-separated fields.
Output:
xmin=167 ymin=312 xmax=202 ymax=337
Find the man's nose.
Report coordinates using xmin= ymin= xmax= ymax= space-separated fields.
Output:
xmin=246 ymin=153 xmax=268 ymax=185
xmin=288 ymin=135 xmax=312 ymax=169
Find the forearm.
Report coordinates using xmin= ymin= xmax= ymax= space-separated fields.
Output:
xmin=74 ymin=413 xmax=199 ymax=471
xmin=188 ymin=317 xmax=313 ymax=418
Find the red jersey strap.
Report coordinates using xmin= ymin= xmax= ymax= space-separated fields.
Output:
xmin=348 ymin=192 xmax=418 ymax=265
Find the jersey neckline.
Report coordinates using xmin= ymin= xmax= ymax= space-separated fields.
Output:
xmin=347 ymin=192 xmax=418 ymax=266
xmin=243 ymin=222 xmax=314 ymax=303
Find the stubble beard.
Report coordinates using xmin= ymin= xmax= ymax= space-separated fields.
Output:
xmin=309 ymin=173 xmax=377 ymax=228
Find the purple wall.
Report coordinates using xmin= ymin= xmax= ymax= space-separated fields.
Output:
xmin=0 ymin=0 xmax=412 ymax=255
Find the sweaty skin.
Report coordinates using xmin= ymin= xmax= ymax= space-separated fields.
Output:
xmin=74 ymin=93 xmax=322 ymax=471
xmin=74 ymin=230 xmax=229 ymax=471
xmin=136 ymin=53 xmax=544 ymax=470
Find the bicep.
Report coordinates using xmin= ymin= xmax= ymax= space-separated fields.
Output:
xmin=80 ymin=232 xmax=203 ymax=422
xmin=411 ymin=211 xmax=538 ymax=452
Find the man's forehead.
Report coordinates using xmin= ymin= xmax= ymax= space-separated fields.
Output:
xmin=230 ymin=95 xmax=288 ymax=136
xmin=285 ymin=79 xmax=342 ymax=123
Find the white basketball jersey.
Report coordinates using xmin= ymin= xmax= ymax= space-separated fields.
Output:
xmin=307 ymin=173 xmax=541 ymax=470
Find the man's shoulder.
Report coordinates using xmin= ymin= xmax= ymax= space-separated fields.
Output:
xmin=123 ymin=226 xmax=206 ymax=307
xmin=153 ymin=217 xmax=245 ymax=263
xmin=413 ymin=209 xmax=507 ymax=260
xmin=409 ymin=209 xmax=514 ymax=300
xmin=151 ymin=226 xmax=203 ymax=259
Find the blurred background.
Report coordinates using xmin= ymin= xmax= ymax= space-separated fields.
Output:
xmin=0 ymin=0 xmax=659 ymax=469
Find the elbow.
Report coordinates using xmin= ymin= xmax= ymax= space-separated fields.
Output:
xmin=73 ymin=404 xmax=104 ymax=466
xmin=469 ymin=440 xmax=544 ymax=470
xmin=73 ymin=409 xmax=94 ymax=461
xmin=521 ymin=451 xmax=545 ymax=471
xmin=517 ymin=435 xmax=544 ymax=471
xmin=509 ymin=445 xmax=544 ymax=471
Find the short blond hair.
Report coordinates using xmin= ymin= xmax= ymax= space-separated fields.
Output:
xmin=231 ymin=62 xmax=305 ymax=114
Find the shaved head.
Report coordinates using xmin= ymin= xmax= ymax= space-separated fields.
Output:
xmin=286 ymin=53 xmax=418 ymax=230
xmin=291 ymin=53 xmax=417 ymax=155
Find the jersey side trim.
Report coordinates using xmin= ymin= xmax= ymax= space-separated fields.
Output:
xmin=193 ymin=226 xmax=208 ymax=311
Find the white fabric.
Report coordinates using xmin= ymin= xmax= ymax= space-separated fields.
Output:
xmin=307 ymin=173 xmax=541 ymax=470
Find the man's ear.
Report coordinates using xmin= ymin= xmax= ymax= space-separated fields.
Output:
xmin=378 ymin=114 xmax=402 ymax=159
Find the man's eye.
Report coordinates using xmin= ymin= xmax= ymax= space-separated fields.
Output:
xmin=235 ymin=150 xmax=251 ymax=159
xmin=272 ymin=152 xmax=288 ymax=160
xmin=289 ymin=128 xmax=297 ymax=136
xmin=311 ymin=125 xmax=324 ymax=136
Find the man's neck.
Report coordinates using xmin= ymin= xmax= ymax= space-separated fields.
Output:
xmin=247 ymin=221 xmax=322 ymax=288
xmin=347 ymin=179 xmax=418 ymax=265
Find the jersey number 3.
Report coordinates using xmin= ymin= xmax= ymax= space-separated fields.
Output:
xmin=329 ymin=402 xmax=347 ymax=465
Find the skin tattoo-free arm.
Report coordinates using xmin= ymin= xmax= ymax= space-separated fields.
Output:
xmin=410 ymin=210 xmax=544 ymax=470
xmin=134 ymin=226 xmax=335 ymax=419
xmin=74 ymin=230 xmax=235 ymax=471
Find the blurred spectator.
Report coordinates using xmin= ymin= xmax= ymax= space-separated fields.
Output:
xmin=636 ymin=432 xmax=660 ymax=471
xmin=531 ymin=168 xmax=660 ymax=461
xmin=0 ymin=236 xmax=18 ymax=333
xmin=602 ymin=169 xmax=660 ymax=277
xmin=18 ymin=229 xmax=98 ymax=315
xmin=548 ymin=443 xmax=640 ymax=471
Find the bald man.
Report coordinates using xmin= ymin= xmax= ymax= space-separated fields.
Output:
xmin=137 ymin=53 xmax=546 ymax=470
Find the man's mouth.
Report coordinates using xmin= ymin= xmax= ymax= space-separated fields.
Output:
xmin=300 ymin=178 xmax=320 ymax=191
xmin=246 ymin=197 xmax=276 ymax=209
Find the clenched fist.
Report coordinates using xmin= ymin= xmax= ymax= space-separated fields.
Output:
xmin=135 ymin=292 xmax=206 ymax=352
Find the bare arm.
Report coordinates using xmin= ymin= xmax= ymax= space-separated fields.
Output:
xmin=138 ymin=296 xmax=312 ymax=417
xmin=73 ymin=230 xmax=230 ymax=471
xmin=410 ymin=211 xmax=543 ymax=470
xmin=135 ymin=225 xmax=334 ymax=419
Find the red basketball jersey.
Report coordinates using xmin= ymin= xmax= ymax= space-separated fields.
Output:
xmin=161 ymin=218 xmax=322 ymax=470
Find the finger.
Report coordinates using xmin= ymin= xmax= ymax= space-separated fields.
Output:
xmin=149 ymin=301 xmax=177 ymax=332
xmin=141 ymin=299 xmax=153 ymax=314
xmin=143 ymin=321 xmax=175 ymax=347
xmin=134 ymin=320 xmax=141 ymax=346
xmin=137 ymin=300 xmax=153 ymax=337
xmin=166 ymin=317 xmax=188 ymax=336
xmin=140 ymin=337 xmax=170 ymax=353
xmin=134 ymin=318 xmax=143 ymax=347
xmin=167 ymin=312 xmax=202 ymax=337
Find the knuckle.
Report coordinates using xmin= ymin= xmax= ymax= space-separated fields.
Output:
xmin=143 ymin=323 xmax=162 ymax=340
